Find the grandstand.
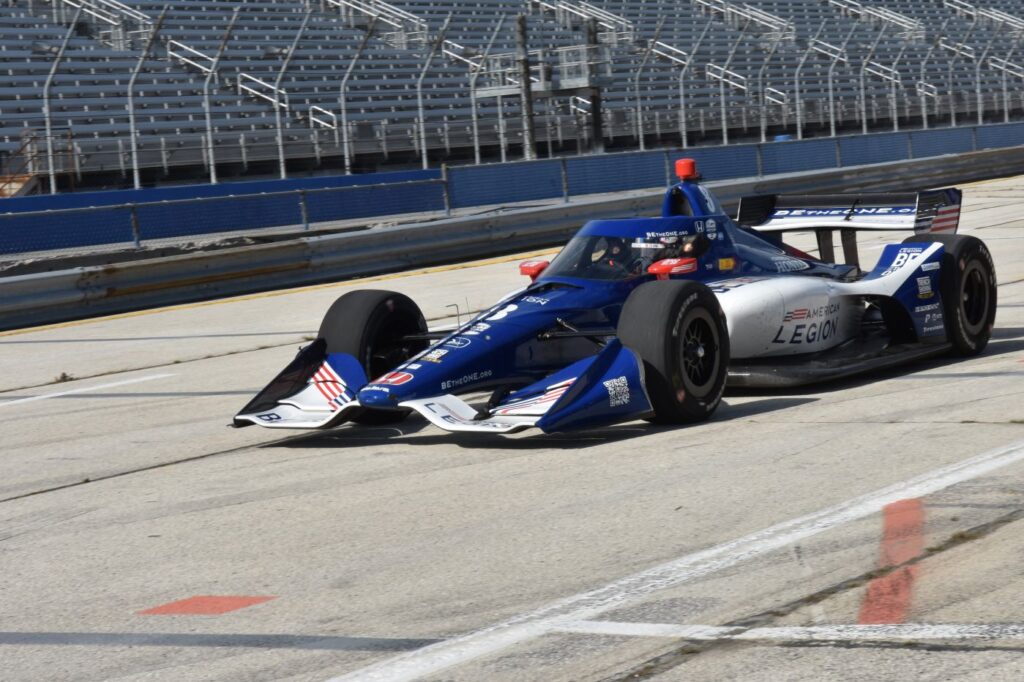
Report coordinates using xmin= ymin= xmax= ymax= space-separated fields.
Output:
xmin=2 ymin=0 xmax=1024 ymax=193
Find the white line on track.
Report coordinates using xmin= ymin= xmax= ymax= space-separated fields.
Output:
xmin=555 ymin=621 xmax=1024 ymax=642
xmin=0 ymin=374 xmax=175 ymax=408
xmin=330 ymin=436 xmax=1024 ymax=682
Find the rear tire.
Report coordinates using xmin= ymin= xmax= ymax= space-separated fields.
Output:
xmin=618 ymin=280 xmax=730 ymax=424
xmin=902 ymin=234 xmax=996 ymax=356
xmin=318 ymin=289 xmax=428 ymax=424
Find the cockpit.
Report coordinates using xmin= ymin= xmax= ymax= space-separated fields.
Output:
xmin=541 ymin=231 xmax=713 ymax=281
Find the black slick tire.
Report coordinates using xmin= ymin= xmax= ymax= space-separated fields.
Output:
xmin=618 ymin=280 xmax=730 ymax=424
xmin=902 ymin=233 xmax=997 ymax=356
xmin=318 ymin=289 xmax=428 ymax=424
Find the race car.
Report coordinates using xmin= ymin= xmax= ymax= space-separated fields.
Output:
xmin=234 ymin=159 xmax=997 ymax=434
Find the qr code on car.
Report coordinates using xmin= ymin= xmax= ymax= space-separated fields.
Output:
xmin=603 ymin=376 xmax=630 ymax=407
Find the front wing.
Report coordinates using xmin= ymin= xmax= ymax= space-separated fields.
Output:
xmin=235 ymin=338 xmax=653 ymax=434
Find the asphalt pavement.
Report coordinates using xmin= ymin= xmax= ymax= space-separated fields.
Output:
xmin=0 ymin=174 xmax=1023 ymax=681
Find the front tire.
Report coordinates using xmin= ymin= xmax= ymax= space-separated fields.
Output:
xmin=318 ymin=289 xmax=428 ymax=423
xmin=902 ymin=234 xmax=997 ymax=356
xmin=618 ymin=280 xmax=730 ymax=424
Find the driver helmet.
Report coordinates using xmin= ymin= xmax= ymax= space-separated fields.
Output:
xmin=651 ymin=235 xmax=683 ymax=263
xmin=604 ymin=237 xmax=631 ymax=265
xmin=682 ymin=233 xmax=712 ymax=258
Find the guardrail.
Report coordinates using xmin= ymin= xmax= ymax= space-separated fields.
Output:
xmin=4 ymin=142 xmax=1024 ymax=330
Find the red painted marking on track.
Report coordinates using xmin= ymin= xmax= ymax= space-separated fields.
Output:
xmin=858 ymin=498 xmax=925 ymax=624
xmin=139 ymin=595 xmax=276 ymax=615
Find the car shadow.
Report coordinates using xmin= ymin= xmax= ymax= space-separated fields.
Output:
xmin=727 ymin=328 xmax=1024 ymax=398
xmin=991 ymin=325 xmax=1024 ymax=341
xmin=716 ymin=397 xmax=819 ymax=419
xmin=267 ymin=420 xmax=650 ymax=451
xmin=265 ymin=396 xmax=817 ymax=451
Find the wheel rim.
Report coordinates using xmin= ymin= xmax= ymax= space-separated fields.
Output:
xmin=959 ymin=261 xmax=989 ymax=337
xmin=679 ymin=308 xmax=719 ymax=396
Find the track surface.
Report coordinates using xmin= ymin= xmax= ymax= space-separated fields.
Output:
xmin=1 ymin=175 xmax=1023 ymax=681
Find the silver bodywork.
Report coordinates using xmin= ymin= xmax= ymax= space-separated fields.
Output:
xmin=714 ymin=242 xmax=942 ymax=359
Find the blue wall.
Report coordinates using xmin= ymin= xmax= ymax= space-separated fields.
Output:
xmin=3 ymin=121 xmax=1024 ymax=256
xmin=0 ymin=168 xmax=438 ymax=214
xmin=0 ymin=167 xmax=445 ymax=253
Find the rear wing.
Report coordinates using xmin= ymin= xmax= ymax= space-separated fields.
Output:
xmin=736 ymin=188 xmax=962 ymax=266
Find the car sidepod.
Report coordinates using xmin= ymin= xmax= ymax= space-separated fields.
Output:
xmin=861 ymin=242 xmax=948 ymax=341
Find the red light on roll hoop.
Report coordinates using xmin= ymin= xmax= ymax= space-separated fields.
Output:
xmin=675 ymin=158 xmax=698 ymax=181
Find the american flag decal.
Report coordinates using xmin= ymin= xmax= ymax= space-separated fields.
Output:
xmin=782 ymin=309 xmax=809 ymax=322
xmin=310 ymin=362 xmax=351 ymax=411
xmin=928 ymin=204 xmax=961 ymax=233
xmin=915 ymin=196 xmax=961 ymax=234
xmin=495 ymin=378 xmax=575 ymax=416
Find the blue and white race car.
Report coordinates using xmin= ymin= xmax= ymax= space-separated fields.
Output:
xmin=234 ymin=160 xmax=996 ymax=434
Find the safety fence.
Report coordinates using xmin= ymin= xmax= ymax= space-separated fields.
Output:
xmin=4 ymin=120 xmax=1024 ymax=257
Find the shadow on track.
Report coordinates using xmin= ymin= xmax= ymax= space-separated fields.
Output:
xmin=717 ymin=397 xmax=818 ymax=419
xmin=727 ymin=327 xmax=1024 ymax=398
xmin=264 ymin=397 xmax=818 ymax=451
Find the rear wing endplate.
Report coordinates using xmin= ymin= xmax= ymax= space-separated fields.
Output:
xmin=736 ymin=188 xmax=962 ymax=266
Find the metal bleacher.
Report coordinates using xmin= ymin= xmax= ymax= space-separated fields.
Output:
xmin=2 ymin=0 xmax=1024 ymax=192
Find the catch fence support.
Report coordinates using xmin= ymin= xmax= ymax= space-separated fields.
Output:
xmin=678 ymin=21 xmax=711 ymax=148
xmin=633 ymin=17 xmax=665 ymax=151
xmin=516 ymin=14 xmax=537 ymax=160
xmin=417 ymin=14 xmax=451 ymax=169
xmin=274 ymin=11 xmax=312 ymax=180
xmin=340 ymin=17 xmax=377 ymax=175
xmin=469 ymin=18 xmax=506 ymax=165
xmin=128 ymin=7 xmax=168 ymax=190
xmin=43 ymin=6 xmax=82 ymax=195
xmin=203 ymin=8 xmax=240 ymax=185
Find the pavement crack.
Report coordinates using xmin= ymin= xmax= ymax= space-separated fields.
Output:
xmin=0 ymin=341 xmax=304 ymax=395
xmin=0 ymin=435 xmax=298 ymax=505
xmin=781 ymin=639 xmax=1024 ymax=654
xmin=604 ymin=506 xmax=1024 ymax=681
xmin=0 ymin=313 xmax=478 ymax=396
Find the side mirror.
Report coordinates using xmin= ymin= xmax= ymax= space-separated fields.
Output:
xmin=647 ymin=257 xmax=698 ymax=281
xmin=519 ymin=259 xmax=549 ymax=281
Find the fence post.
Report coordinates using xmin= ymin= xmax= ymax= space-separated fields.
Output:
xmin=129 ymin=204 xmax=142 ymax=249
xmin=663 ymin=149 xmax=672 ymax=187
xmin=755 ymin=144 xmax=764 ymax=177
xmin=971 ymin=126 xmax=978 ymax=152
xmin=441 ymin=164 xmax=452 ymax=216
xmin=907 ymin=133 xmax=914 ymax=160
xmin=298 ymin=190 xmax=310 ymax=231
xmin=834 ymin=138 xmax=842 ymax=168
xmin=560 ymin=157 xmax=570 ymax=203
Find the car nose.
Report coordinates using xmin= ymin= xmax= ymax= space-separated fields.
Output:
xmin=357 ymin=386 xmax=402 ymax=408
